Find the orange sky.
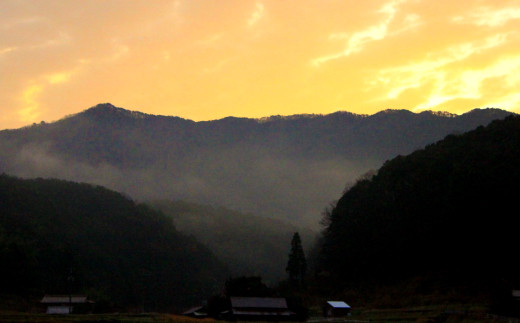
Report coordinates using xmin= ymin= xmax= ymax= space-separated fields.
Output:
xmin=1 ymin=0 xmax=520 ymax=130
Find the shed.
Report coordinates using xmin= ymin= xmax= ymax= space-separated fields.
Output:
xmin=229 ymin=297 xmax=296 ymax=321
xmin=41 ymin=295 xmax=92 ymax=314
xmin=323 ymin=301 xmax=351 ymax=317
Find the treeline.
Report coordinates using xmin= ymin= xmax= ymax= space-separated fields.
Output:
xmin=317 ymin=116 xmax=520 ymax=304
xmin=0 ymin=175 xmax=228 ymax=311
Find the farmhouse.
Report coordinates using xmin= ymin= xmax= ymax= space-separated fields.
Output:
xmin=323 ymin=300 xmax=351 ymax=317
xmin=41 ymin=295 xmax=92 ymax=314
xmin=228 ymin=297 xmax=296 ymax=321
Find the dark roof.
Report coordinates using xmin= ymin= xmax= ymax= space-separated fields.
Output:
xmin=230 ymin=297 xmax=288 ymax=309
xmin=183 ymin=306 xmax=204 ymax=313
xmin=182 ymin=306 xmax=208 ymax=317
xmin=232 ymin=310 xmax=294 ymax=316
xmin=41 ymin=295 xmax=89 ymax=304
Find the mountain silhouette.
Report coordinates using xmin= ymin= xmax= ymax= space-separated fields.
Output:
xmin=318 ymin=115 xmax=520 ymax=308
xmin=0 ymin=103 xmax=513 ymax=227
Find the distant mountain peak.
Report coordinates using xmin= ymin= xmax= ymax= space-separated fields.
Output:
xmin=419 ymin=110 xmax=457 ymax=118
xmin=373 ymin=109 xmax=415 ymax=116
xmin=464 ymin=107 xmax=512 ymax=116
xmin=83 ymin=103 xmax=150 ymax=119
xmin=93 ymin=102 xmax=117 ymax=109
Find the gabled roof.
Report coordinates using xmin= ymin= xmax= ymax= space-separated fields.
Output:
xmin=230 ymin=297 xmax=288 ymax=309
xmin=182 ymin=306 xmax=208 ymax=316
xmin=41 ymin=295 xmax=89 ymax=304
xmin=326 ymin=301 xmax=350 ymax=308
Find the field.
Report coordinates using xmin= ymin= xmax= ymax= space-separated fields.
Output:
xmin=1 ymin=306 xmax=519 ymax=323
xmin=0 ymin=313 xmax=215 ymax=323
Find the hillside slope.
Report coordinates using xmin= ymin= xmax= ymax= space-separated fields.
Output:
xmin=0 ymin=175 xmax=227 ymax=311
xmin=319 ymin=116 xmax=520 ymax=300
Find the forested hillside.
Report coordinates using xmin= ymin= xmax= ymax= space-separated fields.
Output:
xmin=318 ymin=116 xmax=520 ymax=302
xmin=0 ymin=103 xmax=512 ymax=227
xmin=0 ymin=175 xmax=227 ymax=311
xmin=150 ymin=200 xmax=315 ymax=283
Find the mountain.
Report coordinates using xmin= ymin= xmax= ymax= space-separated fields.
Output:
xmin=149 ymin=200 xmax=316 ymax=284
xmin=318 ymin=115 xmax=520 ymax=305
xmin=0 ymin=103 xmax=514 ymax=227
xmin=0 ymin=174 xmax=227 ymax=311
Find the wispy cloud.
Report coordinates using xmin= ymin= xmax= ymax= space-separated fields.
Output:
xmin=248 ymin=2 xmax=265 ymax=27
xmin=0 ymin=46 xmax=17 ymax=56
xmin=369 ymin=33 xmax=517 ymax=111
xmin=19 ymin=84 xmax=43 ymax=124
xmin=453 ymin=6 xmax=520 ymax=27
xmin=311 ymin=0 xmax=407 ymax=67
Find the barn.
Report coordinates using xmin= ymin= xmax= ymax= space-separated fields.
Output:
xmin=228 ymin=297 xmax=296 ymax=321
xmin=41 ymin=295 xmax=92 ymax=314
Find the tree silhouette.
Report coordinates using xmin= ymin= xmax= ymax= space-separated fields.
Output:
xmin=286 ymin=232 xmax=306 ymax=285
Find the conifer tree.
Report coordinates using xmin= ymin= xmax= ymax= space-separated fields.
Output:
xmin=286 ymin=232 xmax=306 ymax=284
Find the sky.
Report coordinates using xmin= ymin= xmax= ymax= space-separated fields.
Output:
xmin=1 ymin=0 xmax=520 ymax=130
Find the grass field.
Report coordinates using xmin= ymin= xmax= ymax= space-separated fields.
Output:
xmin=1 ymin=307 xmax=518 ymax=323
xmin=0 ymin=313 xmax=216 ymax=323
xmin=308 ymin=303 xmax=518 ymax=322
xmin=0 ymin=299 xmax=517 ymax=323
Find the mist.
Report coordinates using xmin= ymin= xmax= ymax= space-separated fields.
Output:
xmin=4 ymin=143 xmax=375 ymax=228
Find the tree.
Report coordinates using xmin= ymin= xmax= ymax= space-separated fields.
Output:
xmin=286 ymin=232 xmax=306 ymax=285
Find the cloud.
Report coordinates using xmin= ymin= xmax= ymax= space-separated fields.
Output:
xmin=453 ymin=6 xmax=520 ymax=27
xmin=311 ymin=0 xmax=407 ymax=67
xmin=45 ymin=71 xmax=72 ymax=84
xmin=19 ymin=85 xmax=43 ymax=124
xmin=0 ymin=46 xmax=17 ymax=56
xmin=248 ymin=2 xmax=265 ymax=27
xmin=369 ymin=33 xmax=512 ymax=107
xmin=403 ymin=52 xmax=520 ymax=112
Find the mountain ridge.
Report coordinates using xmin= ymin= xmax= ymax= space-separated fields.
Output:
xmin=0 ymin=103 xmax=514 ymax=227
xmin=5 ymin=103 xmax=506 ymax=132
xmin=48 ymin=103 xmax=504 ymax=125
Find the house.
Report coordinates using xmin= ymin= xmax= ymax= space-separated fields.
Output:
xmin=41 ymin=295 xmax=92 ymax=314
xmin=228 ymin=297 xmax=296 ymax=321
xmin=182 ymin=305 xmax=209 ymax=318
xmin=323 ymin=301 xmax=351 ymax=317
